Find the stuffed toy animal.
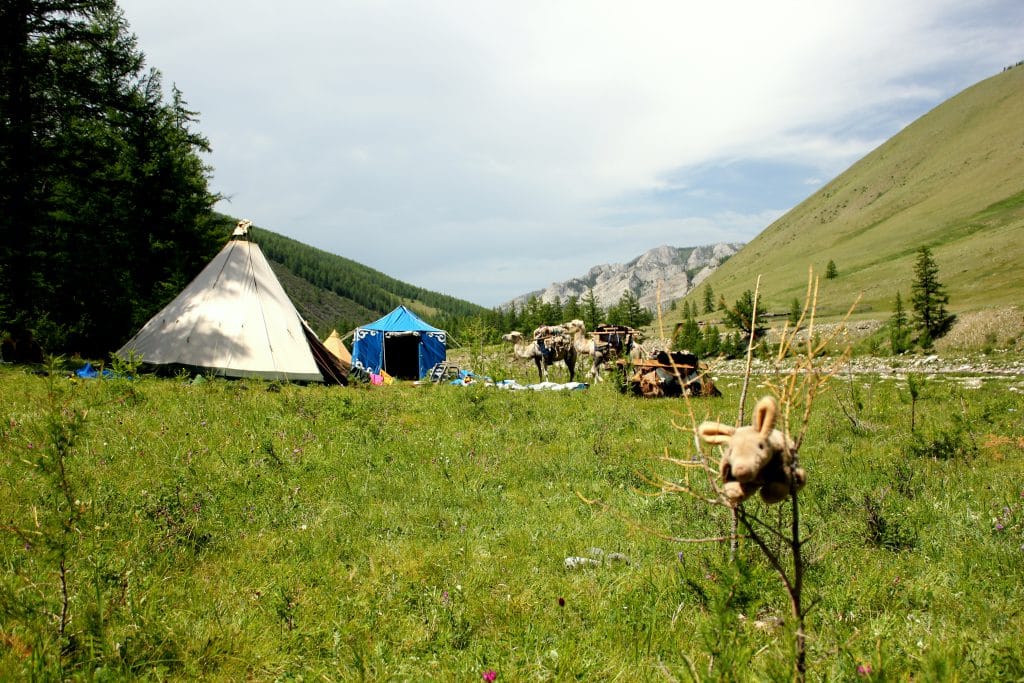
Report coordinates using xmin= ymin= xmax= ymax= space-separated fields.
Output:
xmin=698 ymin=395 xmax=806 ymax=505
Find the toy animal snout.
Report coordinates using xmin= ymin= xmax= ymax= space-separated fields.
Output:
xmin=727 ymin=437 xmax=770 ymax=481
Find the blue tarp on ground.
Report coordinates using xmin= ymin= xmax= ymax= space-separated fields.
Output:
xmin=351 ymin=306 xmax=447 ymax=380
xmin=76 ymin=363 xmax=116 ymax=379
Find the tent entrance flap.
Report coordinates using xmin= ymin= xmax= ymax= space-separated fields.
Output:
xmin=383 ymin=334 xmax=420 ymax=380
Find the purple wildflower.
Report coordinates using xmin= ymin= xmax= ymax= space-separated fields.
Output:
xmin=857 ymin=663 xmax=873 ymax=676
xmin=482 ymin=670 xmax=497 ymax=682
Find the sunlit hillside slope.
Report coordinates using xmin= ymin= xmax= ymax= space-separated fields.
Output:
xmin=683 ymin=65 xmax=1024 ymax=323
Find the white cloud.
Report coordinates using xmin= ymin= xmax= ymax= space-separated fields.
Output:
xmin=120 ymin=0 xmax=1024 ymax=306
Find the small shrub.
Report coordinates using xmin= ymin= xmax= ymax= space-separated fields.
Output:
xmin=905 ymin=428 xmax=977 ymax=460
xmin=889 ymin=460 xmax=924 ymax=500
xmin=981 ymin=332 xmax=998 ymax=355
xmin=862 ymin=494 xmax=917 ymax=551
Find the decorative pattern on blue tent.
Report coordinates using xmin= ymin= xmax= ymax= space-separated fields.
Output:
xmin=351 ymin=306 xmax=447 ymax=380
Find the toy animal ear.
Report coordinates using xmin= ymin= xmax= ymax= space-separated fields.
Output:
xmin=698 ymin=421 xmax=735 ymax=445
xmin=753 ymin=396 xmax=777 ymax=437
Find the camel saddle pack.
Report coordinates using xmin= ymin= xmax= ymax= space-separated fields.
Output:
xmin=533 ymin=325 xmax=572 ymax=357
xmin=593 ymin=324 xmax=638 ymax=357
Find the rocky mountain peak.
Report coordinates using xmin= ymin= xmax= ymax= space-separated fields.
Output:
xmin=506 ymin=242 xmax=744 ymax=311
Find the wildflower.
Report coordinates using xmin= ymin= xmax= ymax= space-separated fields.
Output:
xmin=857 ymin=663 xmax=873 ymax=676
xmin=995 ymin=523 xmax=1004 ymax=531
xmin=482 ymin=670 xmax=497 ymax=682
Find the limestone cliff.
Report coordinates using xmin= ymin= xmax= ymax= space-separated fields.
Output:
xmin=507 ymin=242 xmax=743 ymax=310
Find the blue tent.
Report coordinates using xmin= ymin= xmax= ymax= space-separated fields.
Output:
xmin=351 ymin=306 xmax=447 ymax=380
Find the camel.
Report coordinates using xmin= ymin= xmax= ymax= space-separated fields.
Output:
xmin=501 ymin=330 xmax=577 ymax=383
xmin=564 ymin=320 xmax=646 ymax=382
xmin=563 ymin=319 xmax=612 ymax=382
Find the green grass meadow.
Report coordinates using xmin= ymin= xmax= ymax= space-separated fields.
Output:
xmin=2 ymin=361 xmax=1023 ymax=680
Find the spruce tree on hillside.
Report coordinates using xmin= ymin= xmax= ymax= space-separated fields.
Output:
xmin=788 ymin=298 xmax=802 ymax=327
xmin=702 ymin=324 xmax=722 ymax=357
xmin=607 ymin=289 xmax=652 ymax=328
xmin=910 ymin=246 xmax=955 ymax=345
xmin=562 ymin=295 xmax=581 ymax=323
xmin=541 ymin=298 xmax=563 ymax=325
xmin=723 ymin=289 xmax=767 ymax=343
xmin=673 ymin=313 xmax=701 ymax=353
xmin=0 ymin=0 xmax=221 ymax=354
xmin=581 ymin=289 xmax=603 ymax=330
xmin=889 ymin=291 xmax=911 ymax=354
xmin=703 ymin=285 xmax=715 ymax=314
xmin=521 ymin=295 xmax=545 ymax=331
xmin=825 ymin=260 xmax=839 ymax=279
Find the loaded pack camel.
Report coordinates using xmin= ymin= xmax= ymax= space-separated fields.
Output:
xmin=501 ymin=328 xmax=577 ymax=383
xmin=564 ymin=320 xmax=646 ymax=382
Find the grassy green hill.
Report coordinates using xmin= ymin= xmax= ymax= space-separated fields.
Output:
xmin=232 ymin=222 xmax=487 ymax=337
xmin=679 ymin=65 xmax=1024 ymax=325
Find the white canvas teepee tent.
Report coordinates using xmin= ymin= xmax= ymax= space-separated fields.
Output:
xmin=117 ymin=221 xmax=345 ymax=384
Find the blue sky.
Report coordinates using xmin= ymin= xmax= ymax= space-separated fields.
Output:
xmin=119 ymin=0 xmax=1024 ymax=306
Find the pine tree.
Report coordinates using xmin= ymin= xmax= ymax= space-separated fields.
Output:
xmin=562 ymin=295 xmax=581 ymax=323
xmin=723 ymin=289 xmax=767 ymax=343
xmin=521 ymin=295 xmax=545 ymax=332
xmin=825 ymin=259 xmax=838 ymax=279
xmin=788 ymin=298 xmax=802 ymax=327
xmin=673 ymin=316 xmax=701 ymax=353
xmin=701 ymin=324 xmax=721 ymax=356
xmin=910 ymin=247 xmax=955 ymax=343
xmin=889 ymin=291 xmax=911 ymax=354
xmin=581 ymin=289 xmax=603 ymax=330
xmin=703 ymin=285 xmax=715 ymax=314
xmin=541 ymin=297 xmax=563 ymax=325
xmin=0 ymin=0 xmax=220 ymax=354
xmin=608 ymin=289 xmax=651 ymax=328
